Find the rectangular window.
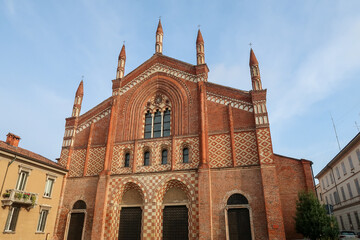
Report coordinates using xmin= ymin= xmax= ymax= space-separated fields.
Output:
xmin=325 ymin=195 xmax=328 ymax=204
xmin=355 ymin=212 xmax=360 ymax=230
xmin=330 ymin=194 xmax=334 ymax=205
xmin=348 ymin=213 xmax=354 ymax=230
xmin=15 ymin=171 xmax=29 ymax=191
xmin=336 ymin=167 xmax=341 ymax=179
xmin=354 ymin=178 xmax=360 ymax=195
xmin=342 ymin=162 xmax=347 ymax=175
xmin=322 ymin=179 xmax=325 ymax=190
xmin=347 ymin=183 xmax=353 ymax=198
xmin=5 ymin=206 xmax=20 ymax=232
xmin=36 ymin=209 xmax=49 ymax=232
xmin=334 ymin=191 xmax=340 ymax=204
xmin=340 ymin=215 xmax=345 ymax=230
xmin=356 ymin=149 xmax=360 ymax=163
xmin=349 ymin=156 xmax=354 ymax=170
xmin=330 ymin=172 xmax=334 ymax=184
xmin=341 ymin=186 xmax=346 ymax=201
xmin=44 ymin=178 xmax=55 ymax=197
xmin=326 ymin=175 xmax=329 ymax=186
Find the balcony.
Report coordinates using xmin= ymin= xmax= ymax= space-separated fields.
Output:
xmin=1 ymin=189 xmax=38 ymax=209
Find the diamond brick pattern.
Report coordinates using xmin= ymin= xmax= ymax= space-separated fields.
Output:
xmin=86 ymin=147 xmax=105 ymax=176
xmin=111 ymin=144 xmax=134 ymax=174
xmin=68 ymin=149 xmax=86 ymax=177
xmin=256 ymin=128 xmax=273 ymax=164
xmin=234 ymin=131 xmax=259 ymax=166
xmin=59 ymin=148 xmax=69 ymax=167
xmin=136 ymin=139 xmax=172 ymax=173
xmin=104 ymin=172 xmax=199 ymax=240
xmin=208 ymin=134 xmax=232 ymax=168
xmin=174 ymin=137 xmax=200 ymax=170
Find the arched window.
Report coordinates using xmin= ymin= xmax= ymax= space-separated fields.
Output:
xmin=162 ymin=149 xmax=168 ymax=165
xmin=124 ymin=153 xmax=130 ymax=167
xmin=144 ymin=151 xmax=150 ymax=166
xmin=144 ymin=111 xmax=152 ymax=139
xmin=183 ymin=148 xmax=189 ymax=163
xmin=153 ymin=110 xmax=162 ymax=138
xmin=163 ymin=108 xmax=171 ymax=137
xmin=225 ymin=194 xmax=252 ymax=240
xmin=73 ymin=200 xmax=86 ymax=210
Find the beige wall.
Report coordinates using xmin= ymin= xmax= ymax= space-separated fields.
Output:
xmin=0 ymin=151 xmax=65 ymax=240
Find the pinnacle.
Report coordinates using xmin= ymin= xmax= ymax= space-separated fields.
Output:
xmin=119 ymin=44 xmax=126 ymax=59
xmin=156 ymin=19 xmax=163 ymax=34
xmin=249 ymin=48 xmax=258 ymax=66
xmin=196 ymin=29 xmax=204 ymax=44
xmin=76 ymin=80 xmax=84 ymax=96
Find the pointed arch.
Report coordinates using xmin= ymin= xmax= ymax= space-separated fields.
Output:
xmin=122 ymin=73 xmax=192 ymax=140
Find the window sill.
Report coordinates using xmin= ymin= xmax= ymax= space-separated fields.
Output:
xmin=43 ymin=195 xmax=52 ymax=199
xmin=35 ymin=231 xmax=45 ymax=234
xmin=3 ymin=230 xmax=15 ymax=234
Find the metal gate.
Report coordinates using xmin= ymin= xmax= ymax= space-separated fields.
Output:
xmin=163 ymin=205 xmax=189 ymax=240
xmin=67 ymin=213 xmax=85 ymax=240
xmin=118 ymin=207 xmax=142 ymax=240
xmin=228 ymin=208 xmax=252 ymax=240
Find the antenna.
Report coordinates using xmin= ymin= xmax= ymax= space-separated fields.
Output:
xmin=330 ymin=113 xmax=341 ymax=151
xmin=355 ymin=121 xmax=360 ymax=133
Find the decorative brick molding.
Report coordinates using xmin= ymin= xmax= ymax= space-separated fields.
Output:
xmin=59 ymin=149 xmax=69 ymax=167
xmin=111 ymin=144 xmax=134 ymax=174
xmin=113 ymin=63 xmax=207 ymax=96
xmin=174 ymin=137 xmax=200 ymax=170
xmin=68 ymin=149 xmax=86 ymax=177
xmin=85 ymin=147 xmax=105 ymax=176
xmin=257 ymin=128 xmax=274 ymax=164
xmin=76 ymin=108 xmax=111 ymax=134
xmin=208 ymin=134 xmax=232 ymax=168
xmin=234 ymin=131 xmax=259 ymax=166
xmin=207 ymin=92 xmax=253 ymax=112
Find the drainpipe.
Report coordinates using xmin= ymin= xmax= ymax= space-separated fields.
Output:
xmin=0 ymin=155 xmax=17 ymax=196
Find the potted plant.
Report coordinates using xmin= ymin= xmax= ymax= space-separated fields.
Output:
xmin=23 ymin=193 xmax=30 ymax=201
xmin=2 ymin=192 xmax=10 ymax=198
xmin=31 ymin=195 xmax=36 ymax=205
xmin=15 ymin=192 xmax=22 ymax=199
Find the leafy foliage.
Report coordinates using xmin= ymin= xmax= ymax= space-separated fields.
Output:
xmin=295 ymin=191 xmax=339 ymax=240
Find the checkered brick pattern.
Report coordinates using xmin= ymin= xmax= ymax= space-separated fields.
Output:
xmin=256 ymin=128 xmax=274 ymax=164
xmin=208 ymin=134 xmax=232 ymax=168
xmin=59 ymin=148 xmax=69 ymax=167
xmin=68 ymin=149 xmax=86 ymax=177
xmin=136 ymin=140 xmax=172 ymax=173
xmin=86 ymin=147 xmax=105 ymax=176
xmin=104 ymin=172 xmax=199 ymax=240
xmin=111 ymin=144 xmax=134 ymax=174
xmin=234 ymin=131 xmax=259 ymax=166
xmin=174 ymin=137 xmax=200 ymax=170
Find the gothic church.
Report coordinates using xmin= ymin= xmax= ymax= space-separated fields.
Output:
xmin=54 ymin=20 xmax=314 ymax=240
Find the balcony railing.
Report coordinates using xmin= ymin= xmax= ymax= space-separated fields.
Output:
xmin=1 ymin=189 xmax=38 ymax=209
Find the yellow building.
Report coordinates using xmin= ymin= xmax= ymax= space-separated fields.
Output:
xmin=0 ymin=133 xmax=67 ymax=240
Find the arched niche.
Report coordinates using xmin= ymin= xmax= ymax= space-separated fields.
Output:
xmin=225 ymin=193 xmax=254 ymax=240
xmin=65 ymin=200 xmax=87 ymax=240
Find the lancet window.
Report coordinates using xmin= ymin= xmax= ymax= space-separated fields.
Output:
xmin=144 ymin=94 xmax=171 ymax=139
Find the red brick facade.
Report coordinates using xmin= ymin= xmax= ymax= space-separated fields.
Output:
xmin=54 ymin=23 xmax=314 ymax=240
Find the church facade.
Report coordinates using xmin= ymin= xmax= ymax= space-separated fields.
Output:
xmin=53 ymin=21 xmax=315 ymax=240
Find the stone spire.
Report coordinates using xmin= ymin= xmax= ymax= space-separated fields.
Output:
xmin=196 ymin=29 xmax=205 ymax=65
xmin=116 ymin=44 xmax=126 ymax=79
xmin=155 ymin=19 xmax=163 ymax=54
xmin=249 ymin=48 xmax=262 ymax=90
xmin=72 ymin=80 xmax=84 ymax=117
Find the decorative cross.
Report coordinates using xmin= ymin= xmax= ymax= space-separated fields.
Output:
xmin=81 ymin=75 xmax=84 ymax=81
xmin=123 ymin=40 xmax=125 ymax=45
xmin=159 ymin=16 xmax=161 ymax=20
xmin=249 ymin=42 xmax=252 ymax=47
xmin=198 ymin=25 xmax=201 ymax=29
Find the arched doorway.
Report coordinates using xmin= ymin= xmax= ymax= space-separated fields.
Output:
xmin=162 ymin=186 xmax=189 ymax=240
xmin=225 ymin=194 xmax=253 ymax=240
xmin=66 ymin=200 xmax=86 ymax=240
xmin=118 ymin=183 xmax=144 ymax=240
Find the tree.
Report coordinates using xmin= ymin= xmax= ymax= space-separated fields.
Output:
xmin=294 ymin=191 xmax=339 ymax=240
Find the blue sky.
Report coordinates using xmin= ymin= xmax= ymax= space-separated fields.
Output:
xmin=1 ymin=0 xmax=360 ymax=177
